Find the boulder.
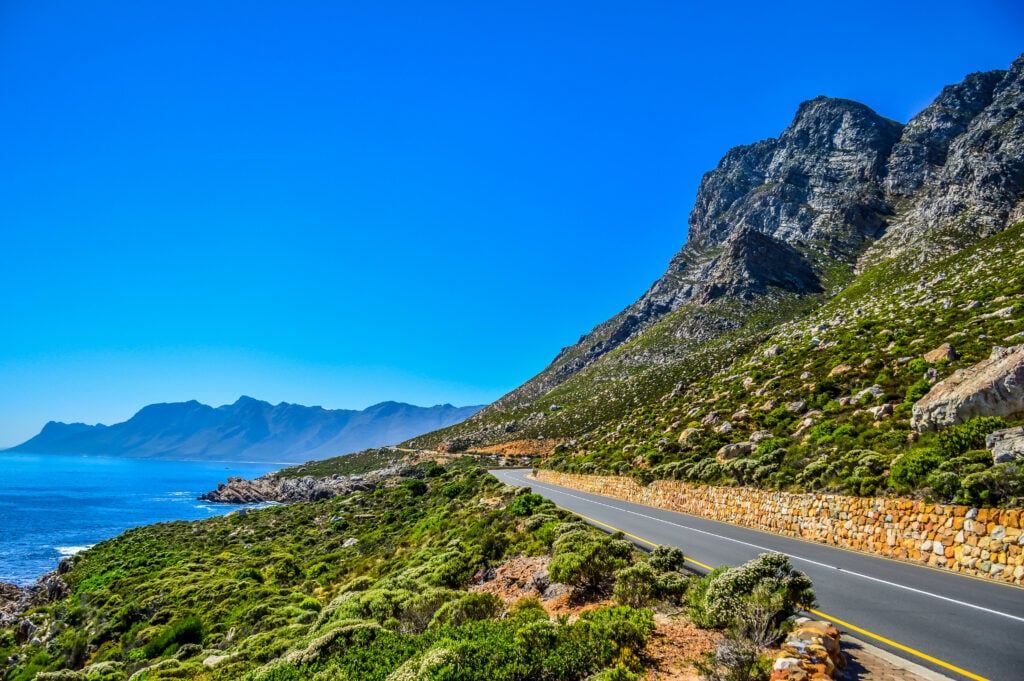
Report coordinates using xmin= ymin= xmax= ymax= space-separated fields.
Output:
xmin=678 ymin=428 xmax=701 ymax=445
xmin=701 ymin=411 xmax=721 ymax=426
xmin=868 ymin=403 xmax=894 ymax=419
xmin=854 ymin=385 xmax=885 ymax=402
xmin=716 ymin=442 xmax=753 ymax=461
xmin=749 ymin=430 xmax=773 ymax=444
xmin=924 ymin=343 xmax=959 ymax=363
xmin=911 ymin=345 xmax=1024 ymax=431
xmin=987 ymin=426 xmax=1024 ymax=464
xmin=715 ymin=421 xmax=734 ymax=434
xmin=786 ymin=400 xmax=807 ymax=414
xmin=828 ymin=364 xmax=852 ymax=376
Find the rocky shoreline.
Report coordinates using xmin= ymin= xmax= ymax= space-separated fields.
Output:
xmin=1 ymin=561 xmax=70 ymax=638
xmin=198 ymin=465 xmax=410 ymax=504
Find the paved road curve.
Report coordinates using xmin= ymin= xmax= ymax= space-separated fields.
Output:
xmin=492 ymin=469 xmax=1024 ymax=681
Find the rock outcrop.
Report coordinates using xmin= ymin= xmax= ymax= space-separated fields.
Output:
xmin=1 ymin=563 xmax=70 ymax=628
xmin=911 ymin=345 xmax=1024 ymax=431
xmin=863 ymin=56 xmax=1024 ymax=269
xmin=199 ymin=466 xmax=410 ymax=504
xmin=987 ymin=426 xmax=1024 ymax=464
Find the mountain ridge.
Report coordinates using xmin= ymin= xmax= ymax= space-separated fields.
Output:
xmin=406 ymin=54 xmax=1024 ymax=453
xmin=8 ymin=397 xmax=482 ymax=462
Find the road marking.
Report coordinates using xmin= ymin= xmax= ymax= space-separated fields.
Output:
xmin=545 ymin=493 xmax=990 ymax=681
xmin=500 ymin=472 xmax=1002 ymax=681
xmin=522 ymin=476 xmax=1024 ymax=624
xmin=806 ymin=608 xmax=987 ymax=681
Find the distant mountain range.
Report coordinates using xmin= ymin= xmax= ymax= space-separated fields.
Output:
xmin=7 ymin=397 xmax=482 ymax=462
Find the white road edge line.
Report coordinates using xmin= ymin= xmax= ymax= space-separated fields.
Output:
xmin=517 ymin=475 xmax=1024 ymax=625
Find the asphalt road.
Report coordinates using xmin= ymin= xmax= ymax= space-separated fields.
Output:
xmin=491 ymin=469 xmax=1024 ymax=681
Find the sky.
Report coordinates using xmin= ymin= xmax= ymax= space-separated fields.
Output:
xmin=1 ymin=1 xmax=1022 ymax=447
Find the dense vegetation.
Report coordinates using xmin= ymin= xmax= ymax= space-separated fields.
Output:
xmin=0 ymin=460 xmax=818 ymax=681
xmin=541 ymin=223 xmax=1024 ymax=506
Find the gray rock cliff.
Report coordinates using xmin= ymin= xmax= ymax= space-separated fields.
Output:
xmin=411 ymin=54 xmax=1024 ymax=448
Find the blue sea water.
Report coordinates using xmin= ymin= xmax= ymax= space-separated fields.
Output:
xmin=0 ymin=453 xmax=280 ymax=585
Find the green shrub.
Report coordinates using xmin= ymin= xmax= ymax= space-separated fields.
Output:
xmin=889 ymin=448 xmax=944 ymax=493
xmin=613 ymin=563 xmax=658 ymax=607
xmin=648 ymin=545 xmax=685 ymax=573
xmin=549 ymin=531 xmax=633 ymax=593
xmin=694 ymin=631 xmax=771 ymax=681
xmin=937 ymin=417 xmax=1008 ymax=458
xmin=404 ymin=479 xmax=428 ymax=497
xmin=906 ymin=358 xmax=929 ymax=375
xmin=904 ymin=378 xmax=932 ymax=404
xmin=142 ymin=616 xmax=203 ymax=658
xmin=430 ymin=592 xmax=502 ymax=628
xmin=688 ymin=554 xmax=814 ymax=630
xmin=506 ymin=493 xmax=550 ymax=517
xmin=926 ymin=471 xmax=962 ymax=502
xmin=655 ymin=572 xmax=689 ymax=604
xmin=959 ymin=464 xmax=1024 ymax=506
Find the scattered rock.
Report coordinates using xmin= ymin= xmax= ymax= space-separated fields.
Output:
xmin=854 ymin=385 xmax=885 ymax=402
xmin=342 ymin=538 xmax=359 ymax=548
xmin=763 ymin=344 xmax=781 ymax=358
xmin=785 ymin=400 xmax=807 ymax=414
xmin=701 ymin=411 xmax=721 ymax=426
xmin=924 ymin=343 xmax=959 ymax=363
xmin=716 ymin=442 xmax=753 ymax=461
xmin=749 ymin=430 xmax=773 ymax=444
xmin=678 ymin=428 xmax=701 ymax=445
xmin=715 ymin=421 xmax=734 ymax=434
xmin=868 ymin=403 xmax=894 ymax=419
xmin=203 ymin=655 xmax=231 ymax=668
xmin=828 ymin=364 xmax=852 ymax=376
xmin=987 ymin=426 xmax=1024 ymax=464
xmin=774 ymin=618 xmax=845 ymax=679
xmin=911 ymin=345 xmax=1024 ymax=431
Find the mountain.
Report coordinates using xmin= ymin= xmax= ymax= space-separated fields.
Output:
xmin=8 ymin=397 xmax=483 ymax=462
xmin=407 ymin=54 xmax=1024 ymax=454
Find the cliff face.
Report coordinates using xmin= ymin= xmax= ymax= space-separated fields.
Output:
xmin=863 ymin=58 xmax=1024 ymax=268
xmin=408 ymin=54 xmax=1024 ymax=451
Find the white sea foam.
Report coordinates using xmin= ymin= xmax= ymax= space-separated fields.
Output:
xmin=54 ymin=545 xmax=94 ymax=557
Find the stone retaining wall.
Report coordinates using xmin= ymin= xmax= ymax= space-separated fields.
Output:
xmin=533 ymin=470 xmax=1024 ymax=585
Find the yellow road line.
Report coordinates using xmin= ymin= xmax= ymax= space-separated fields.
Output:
xmin=804 ymin=607 xmax=988 ymax=681
xmin=560 ymin=505 xmax=989 ymax=681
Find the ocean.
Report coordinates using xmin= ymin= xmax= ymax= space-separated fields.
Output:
xmin=0 ymin=453 xmax=280 ymax=585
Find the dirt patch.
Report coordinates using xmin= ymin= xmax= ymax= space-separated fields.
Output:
xmin=645 ymin=613 xmax=722 ymax=681
xmin=472 ymin=555 xmax=722 ymax=678
xmin=472 ymin=439 xmax=568 ymax=457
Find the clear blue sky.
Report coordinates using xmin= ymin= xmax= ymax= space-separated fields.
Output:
xmin=1 ymin=1 xmax=1021 ymax=446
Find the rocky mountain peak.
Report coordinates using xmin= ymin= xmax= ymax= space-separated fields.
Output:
xmin=860 ymin=54 xmax=1024 ymax=270
xmin=885 ymin=69 xmax=1005 ymax=198
xmin=420 ymin=55 xmax=1024 ymax=448
xmin=688 ymin=96 xmax=901 ymax=251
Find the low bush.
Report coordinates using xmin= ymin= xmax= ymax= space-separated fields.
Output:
xmin=689 ymin=554 xmax=813 ymax=630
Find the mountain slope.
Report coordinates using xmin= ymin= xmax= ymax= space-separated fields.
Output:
xmin=8 ymin=397 xmax=482 ymax=462
xmin=407 ymin=54 xmax=1024 ymax=453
